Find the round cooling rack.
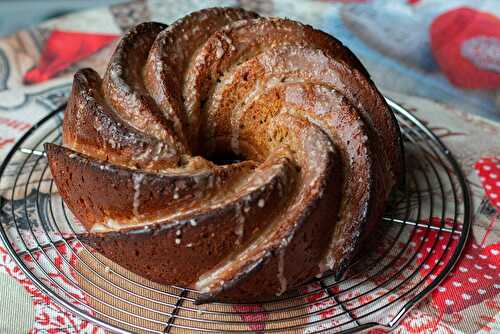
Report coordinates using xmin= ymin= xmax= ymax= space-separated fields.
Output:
xmin=0 ymin=97 xmax=471 ymax=333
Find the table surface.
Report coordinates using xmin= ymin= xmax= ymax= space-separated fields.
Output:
xmin=0 ymin=0 xmax=126 ymax=37
xmin=0 ymin=1 xmax=498 ymax=333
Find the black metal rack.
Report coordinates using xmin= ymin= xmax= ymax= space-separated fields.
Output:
xmin=0 ymin=98 xmax=471 ymax=333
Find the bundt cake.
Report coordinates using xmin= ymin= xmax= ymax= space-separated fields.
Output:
xmin=45 ymin=7 xmax=402 ymax=303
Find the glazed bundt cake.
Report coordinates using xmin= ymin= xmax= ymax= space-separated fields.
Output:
xmin=45 ymin=7 xmax=402 ymax=303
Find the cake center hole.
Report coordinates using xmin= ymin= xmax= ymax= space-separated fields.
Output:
xmin=209 ymin=151 xmax=245 ymax=166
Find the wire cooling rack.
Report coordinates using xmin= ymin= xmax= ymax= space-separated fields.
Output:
xmin=0 ymin=98 xmax=471 ymax=333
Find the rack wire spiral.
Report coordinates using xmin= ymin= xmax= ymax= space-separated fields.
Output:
xmin=0 ymin=98 xmax=471 ymax=333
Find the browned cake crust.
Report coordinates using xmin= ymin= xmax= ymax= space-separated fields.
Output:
xmin=45 ymin=7 xmax=402 ymax=303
